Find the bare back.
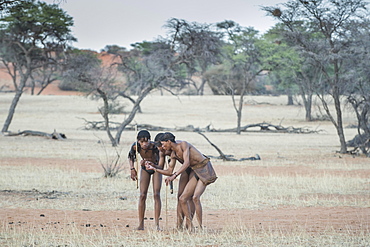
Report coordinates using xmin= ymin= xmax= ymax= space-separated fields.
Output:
xmin=171 ymin=140 xmax=206 ymax=167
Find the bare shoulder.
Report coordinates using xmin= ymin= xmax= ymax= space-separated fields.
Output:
xmin=179 ymin=140 xmax=190 ymax=149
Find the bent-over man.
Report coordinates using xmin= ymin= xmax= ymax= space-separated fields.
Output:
xmin=155 ymin=132 xmax=217 ymax=230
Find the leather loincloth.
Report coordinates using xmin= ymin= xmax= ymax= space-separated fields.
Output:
xmin=190 ymin=158 xmax=217 ymax=185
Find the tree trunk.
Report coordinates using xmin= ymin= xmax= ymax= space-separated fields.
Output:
xmin=333 ymin=59 xmax=347 ymax=153
xmin=114 ymin=86 xmax=152 ymax=145
xmin=29 ymin=76 xmax=35 ymax=95
xmin=287 ymin=92 xmax=294 ymax=106
xmin=37 ymin=79 xmax=56 ymax=95
xmin=2 ymin=89 xmax=23 ymax=132
xmin=319 ymin=91 xmax=347 ymax=154
xmin=198 ymin=77 xmax=207 ymax=96
xmin=236 ymin=109 xmax=242 ymax=135
xmin=236 ymin=86 xmax=246 ymax=135
xmin=333 ymin=92 xmax=347 ymax=153
xmin=97 ymin=88 xmax=116 ymax=146
xmin=119 ymin=92 xmax=142 ymax=113
xmin=304 ymin=94 xmax=312 ymax=122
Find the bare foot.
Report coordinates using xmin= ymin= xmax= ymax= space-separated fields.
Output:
xmin=135 ymin=226 xmax=144 ymax=230
xmin=185 ymin=222 xmax=194 ymax=232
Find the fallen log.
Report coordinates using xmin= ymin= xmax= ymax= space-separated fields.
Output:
xmin=4 ymin=129 xmax=67 ymax=140
xmin=81 ymin=120 xmax=320 ymax=134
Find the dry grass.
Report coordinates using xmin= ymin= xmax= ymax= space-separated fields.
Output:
xmin=1 ymin=223 xmax=369 ymax=246
xmin=0 ymin=93 xmax=369 ymax=246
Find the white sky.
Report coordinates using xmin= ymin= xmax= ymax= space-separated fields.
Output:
xmin=43 ymin=0 xmax=283 ymax=52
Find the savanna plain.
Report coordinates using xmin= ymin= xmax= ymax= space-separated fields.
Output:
xmin=0 ymin=89 xmax=369 ymax=246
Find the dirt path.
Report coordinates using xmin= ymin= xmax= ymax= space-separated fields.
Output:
xmin=1 ymin=206 xmax=369 ymax=235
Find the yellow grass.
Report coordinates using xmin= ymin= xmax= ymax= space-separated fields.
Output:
xmin=0 ymin=93 xmax=369 ymax=246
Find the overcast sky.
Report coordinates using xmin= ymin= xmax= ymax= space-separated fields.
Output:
xmin=43 ymin=0 xmax=283 ymax=52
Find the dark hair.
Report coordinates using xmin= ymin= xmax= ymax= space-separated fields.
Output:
xmin=137 ymin=130 xmax=150 ymax=140
xmin=161 ymin=132 xmax=176 ymax=143
xmin=154 ymin=133 xmax=164 ymax=146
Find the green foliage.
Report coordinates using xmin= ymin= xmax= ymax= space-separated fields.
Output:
xmin=204 ymin=64 xmax=231 ymax=95
xmin=215 ymin=22 xmax=266 ymax=95
xmin=61 ymin=49 xmax=103 ymax=91
xmin=0 ymin=0 xmax=75 ymax=73
xmin=0 ymin=0 xmax=76 ymax=132
xmin=262 ymin=0 xmax=370 ymax=152
xmin=0 ymin=0 xmax=74 ymax=45
xmin=165 ymin=18 xmax=223 ymax=94
xmin=103 ymin=44 xmax=126 ymax=53
xmin=262 ymin=24 xmax=302 ymax=93
xmin=112 ymin=40 xmax=185 ymax=94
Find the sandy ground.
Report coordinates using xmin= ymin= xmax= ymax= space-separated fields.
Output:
xmin=1 ymin=156 xmax=369 ymax=235
xmin=0 ymin=82 xmax=369 ymax=243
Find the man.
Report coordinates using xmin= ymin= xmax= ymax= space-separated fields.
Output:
xmin=151 ymin=132 xmax=217 ymax=230
xmin=128 ymin=130 xmax=162 ymax=230
xmin=145 ymin=133 xmax=195 ymax=229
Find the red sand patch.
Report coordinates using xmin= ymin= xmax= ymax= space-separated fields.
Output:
xmin=1 ymin=206 xmax=368 ymax=234
xmin=1 ymin=157 xmax=101 ymax=173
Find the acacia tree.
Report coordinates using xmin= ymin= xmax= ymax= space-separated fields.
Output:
xmin=29 ymin=50 xmax=65 ymax=95
xmin=0 ymin=0 xmax=74 ymax=132
xmin=63 ymin=50 xmax=119 ymax=145
xmin=264 ymin=24 xmax=320 ymax=121
xmin=72 ymin=41 xmax=185 ymax=146
xmin=104 ymin=23 xmax=224 ymax=145
xmin=216 ymin=21 xmax=280 ymax=134
xmin=263 ymin=0 xmax=369 ymax=153
xmin=344 ymin=22 xmax=370 ymax=155
xmin=164 ymin=18 xmax=223 ymax=95
xmin=110 ymin=41 xmax=186 ymax=145
xmin=71 ymin=38 xmax=198 ymax=146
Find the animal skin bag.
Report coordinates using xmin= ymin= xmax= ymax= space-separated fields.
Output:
xmin=190 ymin=158 xmax=218 ymax=185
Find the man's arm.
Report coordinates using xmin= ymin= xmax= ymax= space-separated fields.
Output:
xmin=151 ymin=151 xmax=166 ymax=169
xmin=128 ymin=143 xmax=138 ymax=181
xmin=145 ymin=156 xmax=175 ymax=176
xmin=167 ymin=142 xmax=190 ymax=182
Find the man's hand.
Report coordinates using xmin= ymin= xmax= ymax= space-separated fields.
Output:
xmin=144 ymin=160 xmax=155 ymax=170
xmin=140 ymin=159 xmax=146 ymax=166
xmin=146 ymin=164 xmax=155 ymax=170
xmin=165 ymin=173 xmax=176 ymax=185
xmin=130 ymin=168 xmax=137 ymax=181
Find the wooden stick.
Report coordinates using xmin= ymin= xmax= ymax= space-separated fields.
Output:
xmin=165 ymin=180 xmax=168 ymax=229
xmin=135 ymin=125 xmax=139 ymax=189
xmin=164 ymin=153 xmax=169 ymax=229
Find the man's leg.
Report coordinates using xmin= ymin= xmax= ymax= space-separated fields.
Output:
xmin=137 ymin=170 xmax=150 ymax=230
xmin=192 ymin=179 xmax=207 ymax=229
xmin=177 ymin=172 xmax=196 ymax=229
xmin=177 ymin=172 xmax=188 ymax=229
xmin=178 ymin=174 xmax=198 ymax=230
xmin=152 ymin=171 xmax=162 ymax=230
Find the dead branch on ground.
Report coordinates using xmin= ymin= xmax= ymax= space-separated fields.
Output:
xmin=4 ymin=129 xmax=67 ymax=140
xmin=197 ymin=132 xmax=261 ymax=162
xmin=81 ymin=121 xmax=320 ymax=134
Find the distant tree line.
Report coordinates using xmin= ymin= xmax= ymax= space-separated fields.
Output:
xmin=0 ymin=0 xmax=369 ymax=155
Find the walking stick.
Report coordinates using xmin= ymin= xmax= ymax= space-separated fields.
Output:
xmin=135 ymin=125 xmax=139 ymax=189
xmin=165 ymin=156 xmax=170 ymax=229
xmin=165 ymin=178 xmax=168 ymax=229
xmin=167 ymin=158 xmax=174 ymax=194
